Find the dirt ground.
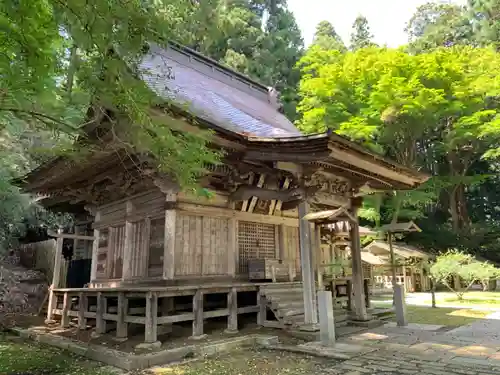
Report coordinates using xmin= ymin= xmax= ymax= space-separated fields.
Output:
xmin=144 ymin=349 xmax=340 ymax=375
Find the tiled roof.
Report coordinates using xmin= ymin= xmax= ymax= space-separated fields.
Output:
xmin=139 ymin=44 xmax=302 ymax=138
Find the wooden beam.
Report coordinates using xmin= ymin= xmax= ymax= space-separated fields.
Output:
xmin=241 ymin=172 xmax=255 ymax=212
xmin=247 ymin=174 xmax=266 ymax=213
xmin=257 ymin=290 xmax=266 ymax=326
xmin=177 ymin=202 xmax=299 ymax=227
xmin=328 ymin=146 xmax=420 ymax=187
xmin=271 ymin=177 xmax=290 ymax=215
xmin=47 ymin=229 xmax=64 ymax=323
xmin=163 ymin=191 xmax=177 ymax=280
xmin=48 ymin=230 xmax=96 ymax=241
xmin=230 ymin=185 xmax=304 ymax=203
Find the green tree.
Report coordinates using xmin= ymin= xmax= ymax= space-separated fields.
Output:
xmin=297 ymin=46 xmax=500 ymax=235
xmin=405 ymin=2 xmax=474 ymax=52
xmin=312 ymin=20 xmax=346 ymax=51
xmin=468 ymin=0 xmax=500 ymax=50
xmin=350 ymin=15 xmax=376 ymax=50
xmin=427 ymin=251 xmax=498 ymax=300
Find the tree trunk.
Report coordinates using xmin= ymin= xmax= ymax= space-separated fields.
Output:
xmin=430 ymin=279 xmax=436 ymax=308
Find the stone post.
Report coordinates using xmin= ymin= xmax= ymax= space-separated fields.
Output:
xmin=318 ymin=291 xmax=336 ymax=346
xmin=394 ymin=284 xmax=407 ymax=327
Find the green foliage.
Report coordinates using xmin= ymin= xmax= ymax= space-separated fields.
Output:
xmin=0 ymin=0 xmax=305 ymax=250
xmin=468 ymin=0 xmax=500 ymax=50
xmin=430 ymin=250 xmax=498 ymax=299
xmin=350 ymin=15 xmax=376 ymax=51
xmin=405 ymin=2 xmax=474 ymax=52
xmin=312 ymin=20 xmax=347 ymax=51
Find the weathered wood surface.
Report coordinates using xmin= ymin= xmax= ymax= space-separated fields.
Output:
xmin=175 ymin=213 xmax=229 ymax=276
xmin=145 ymin=292 xmax=158 ymax=343
xmin=163 ymin=191 xmax=177 ymax=280
xmin=226 ymin=287 xmax=238 ymax=332
xmin=177 ymin=202 xmax=299 ymax=227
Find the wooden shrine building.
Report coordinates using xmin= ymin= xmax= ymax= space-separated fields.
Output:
xmin=19 ymin=43 xmax=428 ymax=346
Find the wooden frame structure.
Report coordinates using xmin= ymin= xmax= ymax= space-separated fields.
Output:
xmin=20 ymin=42 xmax=428 ymax=345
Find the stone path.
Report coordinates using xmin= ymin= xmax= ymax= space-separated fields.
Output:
xmin=330 ymin=321 xmax=500 ymax=375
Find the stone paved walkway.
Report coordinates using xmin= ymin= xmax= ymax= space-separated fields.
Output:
xmin=326 ymin=320 xmax=500 ymax=375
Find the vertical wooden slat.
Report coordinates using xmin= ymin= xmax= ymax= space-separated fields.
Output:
xmin=141 ymin=218 xmax=151 ymax=277
xmin=163 ymin=191 xmax=177 ymax=280
xmin=78 ymin=292 xmax=87 ymax=330
xmin=182 ymin=215 xmax=190 ymax=275
xmin=122 ymin=200 xmax=134 ymax=280
xmin=96 ymin=292 xmax=106 ymax=335
xmin=145 ymin=292 xmax=158 ymax=343
xmin=116 ymin=292 xmax=128 ymax=339
xmin=192 ymin=290 xmax=204 ymax=338
xmin=202 ymin=217 xmax=211 ymax=276
xmin=189 ymin=215 xmax=197 ymax=275
xmin=60 ymin=292 xmax=70 ymax=328
xmin=226 ymin=287 xmax=238 ymax=333
xmin=195 ymin=215 xmax=203 ymax=275
xmin=227 ymin=201 xmax=237 ymax=277
xmin=90 ymin=212 xmax=101 ymax=282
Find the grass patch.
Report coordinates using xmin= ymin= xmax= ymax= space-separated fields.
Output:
xmin=0 ymin=335 xmax=114 ymax=375
xmin=422 ymin=291 xmax=500 ymax=307
xmin=389 ymin=305 xmax=490 ymax=326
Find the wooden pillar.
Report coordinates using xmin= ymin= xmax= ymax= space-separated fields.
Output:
xmin=226 ymin=287 xmax=238 ymax=333
xmin=403 ymin=264 xmax=408 ymax=293
xmin=257 ymin=290 xmax=266 ymax=325
xmin=228 ymin=212 xmax=238 ymax=277
xmin=349 ymin=199 xmax=369 ymax=321
xmin=116 ymin=292 xmax=128 ymax=339
xmin=95 ymin=292 xmax=106 ymax=335
xmin=298 ymin=201 xmax=318 ymax=325
xmin=90 ymin=211 xmax=101 ymax=282
xmin=145 ymin=292 xmax=159 ymax=343
xmin=163 ymin=191 xmax=177 ymax=280
xmin=191 ymin=290 xmax=206 ymax=339
xmin=388 ymin=232 xmax=397 ymax=288
xmin=315 ymin=225 xmax=324 ymax=290
xmin=46 ymin=230 xmax=64 ymax=323
xmin=61 ymin=292 xmax=70 ymax=328
xmin=122 ymin=201 xmax=134 ymax=280
xmin=78 ymin=292 xmax=87 ymax=330
xmin=278 ymin=224 xmax=286 ymax=260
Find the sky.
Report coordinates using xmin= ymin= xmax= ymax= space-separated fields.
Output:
xmin=288 ymin=0 xmax=465 ymax=48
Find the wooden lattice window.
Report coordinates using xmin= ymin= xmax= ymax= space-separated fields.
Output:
xmin=238 ymin=221 xmax=276 ymax=274
xmin=148 ymin=217 xmax=165 ymax=276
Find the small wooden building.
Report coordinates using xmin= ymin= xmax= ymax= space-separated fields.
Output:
xmin=20 ymin=43 xmax=428 ymax=346
xmin=363 ymin=241 xmax=431 ymax=293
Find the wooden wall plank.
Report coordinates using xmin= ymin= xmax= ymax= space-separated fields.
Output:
xmin=163 ymin=191 xmax=176 ymax=280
